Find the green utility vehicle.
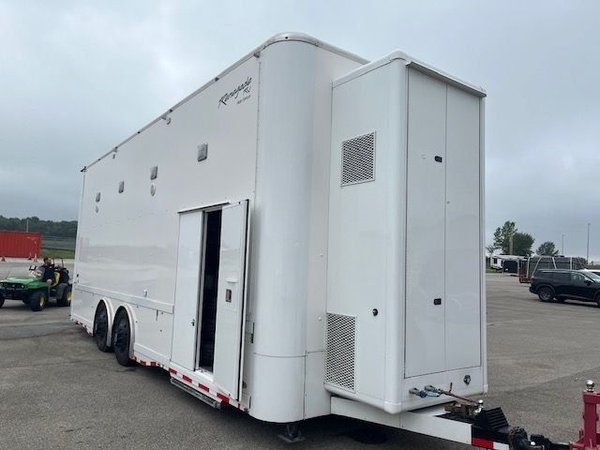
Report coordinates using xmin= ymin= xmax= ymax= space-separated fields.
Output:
xmin=0 ymin=264 xmax=72 ymax=311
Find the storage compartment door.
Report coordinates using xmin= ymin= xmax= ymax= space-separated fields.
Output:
xmin=212 ymin=200 xmax=249 ymax=399
xmin=171 ymin=211 xmax=204 ymax=370
xmin=445 ymin=86 xmax=481 ymax=370
xmin=405 ymin=69 xmax=447 ymax=378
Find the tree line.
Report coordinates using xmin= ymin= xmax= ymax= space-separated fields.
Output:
xmin=0 ymin=215 xmax=77 ymax=238
xmin=488 ymin=220 xmax=559 ymax=257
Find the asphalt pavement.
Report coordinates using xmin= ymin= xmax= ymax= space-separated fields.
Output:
xmin=1 ymin=263 xmax=598 ymax=449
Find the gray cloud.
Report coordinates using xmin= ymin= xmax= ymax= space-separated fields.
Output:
xmin=1 ymin=1 xmax=599 ymax=257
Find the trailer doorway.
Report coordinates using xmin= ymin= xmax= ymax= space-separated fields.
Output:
xmin=171 ymin=201 xmax=249 ymax=400
xmin=197 ymin=209 xmax=222 ymax=371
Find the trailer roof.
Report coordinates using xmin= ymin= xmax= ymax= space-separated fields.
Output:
xmin=333 ymin=51 xmax=486 ymax=98
xmin=83 ymin=32 xmax=368 ymax=171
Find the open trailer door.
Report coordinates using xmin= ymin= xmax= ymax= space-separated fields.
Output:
xmin=212 ymin=200 xmax=249 ymax=400
xmin=171 ymin=210 xmax=204 ymax=371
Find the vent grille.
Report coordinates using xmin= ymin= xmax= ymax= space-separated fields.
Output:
xmin=341 ymin=132 xmax=375 ymax=186
xmin=325 ymin=313 xmax=356 ymax=391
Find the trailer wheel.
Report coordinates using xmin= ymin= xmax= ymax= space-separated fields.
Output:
xmin=29 ymin=291 xmax=47 ymax=311
xmin=113 ymin=310 xmax=132 ymax=366
xmin=93 ymin=302 xmax=111 ymax=352
xmin=537 ymin=286 xmax=554 ymax=302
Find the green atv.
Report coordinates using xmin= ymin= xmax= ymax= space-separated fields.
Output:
xmin=0 ymin=264 xmax=72 ymax=312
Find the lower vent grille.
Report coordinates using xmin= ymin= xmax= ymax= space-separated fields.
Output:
xmin=325 ymin=313 xmax=356 ymax=391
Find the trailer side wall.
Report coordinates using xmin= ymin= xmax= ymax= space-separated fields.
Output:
xmin=73 ymin=56 xmax=260 ymax=364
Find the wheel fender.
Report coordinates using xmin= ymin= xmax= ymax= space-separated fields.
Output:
xmin=114 ymin=304 xmax=136 ymax=358
xmin=95 ymin=298 xmax=115 ymax=347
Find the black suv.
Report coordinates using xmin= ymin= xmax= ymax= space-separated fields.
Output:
xmin=529 ymin=269 xmax=600 ymax=305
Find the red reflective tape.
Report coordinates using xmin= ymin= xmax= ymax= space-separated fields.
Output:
xmin=217 ymin=393 xmax=229 ymax=403
xmin=150 ymin=362 xmax=156 ymax=367
xmin=198 ymin=383 xmax=209 ymax=392
xmin=182 ymin=375 xmax=192 ymax=383
xmin=471 ymin=437 xmax=494 ymax=449
xmin=169 ymin=368 xmax=177 ymax=375
xmin=139 ymin=360 xmax=146 ymax=366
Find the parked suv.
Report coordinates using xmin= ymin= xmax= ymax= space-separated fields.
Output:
xmin=529 ymin=269 xmax=600 ymax=305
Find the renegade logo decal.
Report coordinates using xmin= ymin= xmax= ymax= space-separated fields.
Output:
xmin=219 ymin=77 xmax=252 ymax=107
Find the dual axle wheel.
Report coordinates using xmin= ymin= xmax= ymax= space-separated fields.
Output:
xmin=93 ymin=303 xmax=132 ymax=366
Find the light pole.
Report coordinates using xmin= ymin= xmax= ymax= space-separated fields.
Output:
xmin=587 ymin=223 xmax=591 ymax=264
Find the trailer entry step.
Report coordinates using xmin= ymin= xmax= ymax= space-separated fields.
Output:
xmin=170 ymin=377 xmax=221 ymax=409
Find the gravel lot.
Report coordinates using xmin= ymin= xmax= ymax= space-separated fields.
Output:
xmin=1 ymin=263 xmax=598 ymax=449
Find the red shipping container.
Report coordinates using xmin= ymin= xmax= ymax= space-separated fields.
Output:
xmin=0 ymin=231 xmax=42 ymax=259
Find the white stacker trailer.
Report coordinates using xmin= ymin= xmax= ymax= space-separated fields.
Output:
xmin=73 ymin=33 xmax=539 ymax=448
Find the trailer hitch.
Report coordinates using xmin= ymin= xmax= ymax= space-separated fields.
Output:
xmin=411 ymin=384 xmax=569 ymax=449
xmin=509 ymin=427 xmax=569 ymax=450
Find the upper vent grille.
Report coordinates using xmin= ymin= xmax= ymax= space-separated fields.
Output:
xmin=325 ymin=313 xmax=356 ymax=392
xmin=341 ymin=132 xmax=375 ymax=186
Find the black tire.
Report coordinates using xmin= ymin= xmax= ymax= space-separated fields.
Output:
xmin=94 ymin=302 xmax=111 ymax=352
xmin=56 ymin=285 xmax=72 ymax=307
xmin=0 ymin=294 xmax=4 ymax=309
xmin=113 ymin=310 xmax=132 ymax=366
xmin=595 ymin=292 xmax=600 ymax=308
xmin=537 ymin=286 xmax=554 ymax=302
xmin=29 ymin=291 xmax=47 ymax=311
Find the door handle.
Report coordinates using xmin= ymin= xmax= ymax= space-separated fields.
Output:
xmin=433 ymin=298 xmax=442 ymax=305
xmin=191 ymin=318 xmax=196 ymax=326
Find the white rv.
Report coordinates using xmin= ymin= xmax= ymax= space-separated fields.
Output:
xmin=72 ymin=33 xmax=492 ymax=446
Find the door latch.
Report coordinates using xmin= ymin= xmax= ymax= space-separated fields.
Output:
xmin=191 ymin=318 xmax=196 ymax=326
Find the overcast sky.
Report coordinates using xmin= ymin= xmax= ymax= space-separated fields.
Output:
xmin=1 ymin=1 xmax=599 ymax=258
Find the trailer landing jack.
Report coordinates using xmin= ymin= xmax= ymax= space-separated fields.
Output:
xmin=278 ymin=422 xmax=304 ymax=443
xmin=570 ymin=380 xmax=600 ymax=450
xmin=505 ymin=379 xmax=600 ymax=449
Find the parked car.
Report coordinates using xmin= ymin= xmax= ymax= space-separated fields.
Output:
xmin=529 ymin=269 xmax=600 ymax=305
